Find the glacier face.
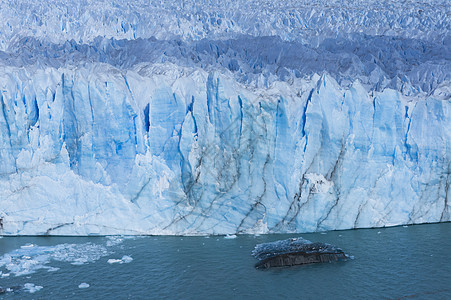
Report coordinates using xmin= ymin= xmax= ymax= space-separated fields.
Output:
xmin=0 ymin=0 xmax=450 ymax=235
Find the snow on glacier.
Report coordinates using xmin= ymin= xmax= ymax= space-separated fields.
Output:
xmin=0 ymin=0 xmax=450 ymax=235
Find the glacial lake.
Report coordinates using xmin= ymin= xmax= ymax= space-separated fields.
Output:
xmin=1 ymin=223 xmax=451 ymax=299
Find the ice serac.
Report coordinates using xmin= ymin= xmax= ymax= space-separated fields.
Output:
xmin=0 ymin=0 xmax=450 ymax=235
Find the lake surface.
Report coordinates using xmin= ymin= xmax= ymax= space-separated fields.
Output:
xmin=1 ymin=223 xmax=451 ymax=299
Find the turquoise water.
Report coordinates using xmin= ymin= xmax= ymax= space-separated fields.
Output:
xmin=1 ymin=223 xmax=451 ymax=299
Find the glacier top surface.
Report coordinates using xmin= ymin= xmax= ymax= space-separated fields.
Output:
xmin=1 ymin=0 xmax=449 ymax=47
xmin=0 ymin=0 xmax=449 ymax=96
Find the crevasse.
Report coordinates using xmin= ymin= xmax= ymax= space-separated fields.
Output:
xmin=0 ymin=67 xmax=449 ymax=235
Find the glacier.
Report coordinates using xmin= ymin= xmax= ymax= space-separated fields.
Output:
xmin=0 ymin=0 xmax=450 ymax=235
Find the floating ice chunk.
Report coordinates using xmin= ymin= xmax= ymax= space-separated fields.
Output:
xmin=23 ymin=283 xmax=43 ymax=293
xmin=0 ymin=243 xmax=111 ymax=277
xmin=107 ymin=259 xmax=122 ymax=264
xmin=108 ymin=255 xmax=133 ymax=264
xmin=224 ymin=234 xmax=237 ymax=239
xmin=106 ymin=236 xmax=125 ymax=247
xmin=252 ymin=237 xmax=348 ymax=269
xmin=106 ymin=236 xmax=136 ymax=247
xmin=78 ymin=283 xmax=90 ymax=289
xmin=121 ymin=255 xmax=133 ymax=263
xmin=106 ymin=237 xmax=124 ymax=247
xmin=252 ymin=237 xmax=312 ymax=260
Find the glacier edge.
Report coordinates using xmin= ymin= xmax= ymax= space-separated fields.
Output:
xmin=0 ymin=65 xmax=449 ymax=235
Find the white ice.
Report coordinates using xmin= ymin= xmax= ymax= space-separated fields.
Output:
xmin=78 ymin=282 xmax=90 ymax=289
xmin=0 ymin=238 xmax=126 ymax=276
xmin=107 ymin=255 xmax=133 ymax=264
xmin=23 ymin=283 xmax=43 ymax=294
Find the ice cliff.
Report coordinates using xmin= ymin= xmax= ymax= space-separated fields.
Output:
xmin=0 ymin=0 xmax=450 ymax=235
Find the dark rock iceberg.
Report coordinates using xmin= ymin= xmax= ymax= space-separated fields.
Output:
xmin=252 ymin=237 xmax=348 ymax=269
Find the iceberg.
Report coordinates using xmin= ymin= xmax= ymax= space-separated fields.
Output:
xmin=0 ymin=0 xmax=449 ymax=235
xmin=252 ymin=237 xmax=348 ymax=269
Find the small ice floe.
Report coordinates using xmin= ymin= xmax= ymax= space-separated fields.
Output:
xmin=403 ymin=225 xmax=409 ymax=228
xmin=78 ymin=283 xmax=90 ymax=289
xmin=224 ymin=234 xmax=237 ymax=239
xmin=106 ymin=236 xmax=124 ymax=247
xmin=107 ymin=255 xmax=133 ymax=264
xmin=23 ymin=283 xmax=43 ymax=293
xmin=71 ymin=258 xmax=89 ymax=266
xmin=0 ymin=242 xmax=111 ymax=277
xmin=377 ymin=231 xmax=381 ymax=234
xmin=106 ymin=235 xmax=135 ymax=247
xmin=320 ymin=232 xmax=327 ymax=235
xmin=121 ymin=256 xmax=133 ymax=263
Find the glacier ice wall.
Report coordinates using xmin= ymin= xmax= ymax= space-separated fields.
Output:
xmin=0 ymin=0 xmax=450 ymax=235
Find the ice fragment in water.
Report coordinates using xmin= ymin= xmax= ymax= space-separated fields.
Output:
xmin=107 ymin=255 xmax=133 ymax=264
xmin=252 ymin=237 xmax=348 ymax=269
xmin=23 ymin=283 xmax=43 ymax=293
xmin=0 ymin=242 xmax=112 ymax=276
